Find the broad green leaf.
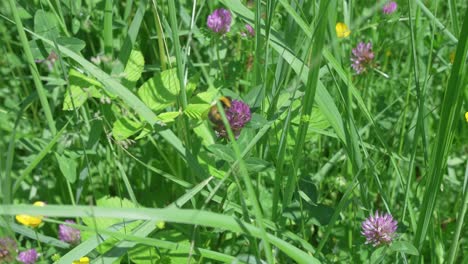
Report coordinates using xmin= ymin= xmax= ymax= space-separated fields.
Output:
xmin=129 ymin=244 xmax=161 ymax=264
xmin=63 ymin=70 xmax=103 ymax=110
xmin=138 ymin=68 xmax=180 ymax=111
xmin=56 ymin=37 xmax=86 ymax=53
xmin=190 ymin=89 xmax=218 ymax=104
xmin=112 ymin=117 xmax=144 ymax=140
xmin=186 ymin=72 xmax=200 ymax=98
xmin=184 ymin=104 xmax=211 ymax=120
xmin=124 ymin=50 xmax=145 ymax=84
xmin=207 ymin=144 xmax=236 ymax=163
xmin=370 ymin=246 xmax=387 ymax=264
xmin=34 ymin=10 xmax=59 ymax=40
xmin=244 ymin=157 xmax=274 ymax=173
xmin=157 ymin=111 xmax=180 ymax=123
xmin=62 ymin=85 xmax=101 ymax=110
xmin=55 ymin=154 xmax=77 ymax=183
xmin=389 ymin=241 xmax=419 ymax=256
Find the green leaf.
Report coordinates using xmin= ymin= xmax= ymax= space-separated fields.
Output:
xmin=112 ymin=117 xmax=144 ymax=140
xmin=55 ymin=153 xmax=77 ymax=183
xmin=137 ymin=68 xmax=180 ymax=111
xmin=207 ymin=144 xmax=236 ymax=163
xmin=63 ymin=69 xmax=103 ymax=110
xmin=124 ymin=50 xmax=145 ymax=84
xmin=186 ymin=72 xmax=200 ymax=98
xmin=157 ymin=111 xmax=180 ymax=123
xmin=69 ymin=69 xmax=103 ymax=89
xmin=190 ymin=89 xmax=218 ymax=104
xmin=56 ymin=37 xmax=86 ymax=53
xmin=389 ymin=241 xmax=419 ymax=256
xmin=370 ymin=246 xmax=387 ymax=264
xmin=129 ymin=244 xmax=160 ymax=264
xmin=62 ymin=85 xmax=100 ymax=110
xmin=34 ymin=10 xmax=59 ymax=40
xmin=71 ymin=18 xmax=80 ymax=35
xmin=184 ymin=104 xmax=211 ymax=120
xmin=244 ymin=157 xmax=274 ymax=173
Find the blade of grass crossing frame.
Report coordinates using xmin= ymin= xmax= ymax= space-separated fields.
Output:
xmin=413 ymin=7 xmax=468 ymax=256
xmin=0 ymin=205 xmax=320 ymax=264
xmin=61 ymin=177 xmax=214 ymax=263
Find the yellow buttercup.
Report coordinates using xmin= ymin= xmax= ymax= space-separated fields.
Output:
xmin=336 ymin=22 xmax=351 ymax=38
xmin=15 ymin=201 xmax=46 ymax=228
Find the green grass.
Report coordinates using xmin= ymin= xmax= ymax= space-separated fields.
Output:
xmin=0 ymin=0 xmax=467 ymax=263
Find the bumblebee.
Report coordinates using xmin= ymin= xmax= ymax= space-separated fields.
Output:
xmin=208 ymin=96 xmax=232 ymax=125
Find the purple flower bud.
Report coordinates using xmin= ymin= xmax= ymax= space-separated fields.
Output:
xmin=17 ymin=249 xmax=39 ymax=264
xmin=207 ymin=8 xmax=232 ymax=35
xmin=361 ymin=211 xmax=398 ymax=247
xmin=0 ymin=237 xmax=17 ymax=262
xmin=382 ymin=1 xmax=398 ymax=15
xmin=58 ymin=220 xmax=81 ymax=245
xmin=351 ymin=42 xmax=375 ymax=74
xmin=215 ymin=100 xmax=251 ymax=138
xmin=244 ymin=24 xmax=255 ymax=37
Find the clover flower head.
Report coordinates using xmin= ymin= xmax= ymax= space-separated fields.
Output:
xmin=361 ymin=211 xmax=398 ymax=247
xmin=215 ymin=100 xmax=251 ymax=138
xmin=351 ymin=42 xmax=375 ymax=74
xmin=383 ymin=1 xmax=398 ymax=15
xmin=207 ymin=8 xmax=232 ymax=35
xmin=242 ymin=24 xmax=255 ymax=37
xmin=15 ymin=201 xmax=46 ymax=228
xmin=58 ymin=220 xmax=81 ymax=245
xmin=0 ymin=237 xmax=17 ymax=262
xmin=17 ymin=249 xmax=39 ymax=264
xmin=336 ymin=22 xmax=351 ymax=38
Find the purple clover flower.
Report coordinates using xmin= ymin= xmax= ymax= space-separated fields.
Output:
xmin=207 ymin=8 xmax=232 ymax=35
xmin=58 ymin=220 xmax=81 ymax=245
xmin=0 ymin=237 xmax=17 ymax=262
xmin=17 ymin=249 xmax=39 ymax=264
xmin=361 ymin=211 xmax=398 ymax=247
xmin=382 ymin=1 xmax=398 ymax=15
xmin=351 ymin=42 xmax=375 ymax=74
xmin=215 ymin=100 xmax=251 ymax=138
xmin=241 ymin=24 xmax=255 ymax=37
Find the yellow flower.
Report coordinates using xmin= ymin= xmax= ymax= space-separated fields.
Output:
xmin=465 ymin=112 xmax=468 ymax=122
xmin=72 ymin=257 xmax=90 ymax=264
xmin=336 ymin=22 xmax=351 ymax=38
xmin=15 ymin=201 xmax=46 ymax=228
